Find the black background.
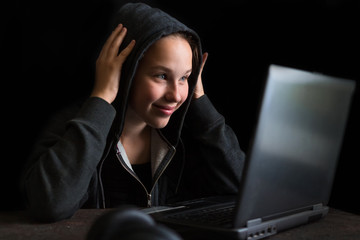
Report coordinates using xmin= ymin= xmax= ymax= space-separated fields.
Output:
xmin=2 ymin=0 xmax=359 ymax=214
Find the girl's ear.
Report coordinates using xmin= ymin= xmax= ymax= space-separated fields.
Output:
xmin=193 ymin=52 xmax=208 ymax=99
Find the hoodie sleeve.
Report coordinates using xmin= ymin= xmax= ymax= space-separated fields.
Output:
xmin=22 ymin=97 xmax=116 ymax=222
xmin=182 ymin=95 xmax=246 ymax=196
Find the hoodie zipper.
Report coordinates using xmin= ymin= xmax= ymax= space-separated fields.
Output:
xmin=115 ymin=147 xmax=176 ymax=207
xmin=148 ymin=146 xmax=176 ymax=204
xmin=115 ymin=153 xmax=151 ymax=206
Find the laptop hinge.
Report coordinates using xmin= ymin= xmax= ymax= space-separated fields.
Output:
xmin=247 ymin=218 xmax=262 ymax=227
xmin=312 ymin=203 xmax=323 ymax=211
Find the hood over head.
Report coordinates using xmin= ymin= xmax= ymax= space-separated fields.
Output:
xmin=110 ymin=2 xmax=203 ymax=146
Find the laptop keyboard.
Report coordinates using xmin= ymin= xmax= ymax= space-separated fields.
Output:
xmin=165 ymin=205 xmax=235 ymax=227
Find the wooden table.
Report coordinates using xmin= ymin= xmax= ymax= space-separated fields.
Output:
xmin=0 ymin=208 xmax=359 ymax=240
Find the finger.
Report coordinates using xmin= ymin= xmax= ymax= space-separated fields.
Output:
xmin=99 ymin=24 xmax=124 ymax=58
xmin=199 ymin=52 xmax=208 ymax=75
xmin=108 ymin=26 xmax=129 ymax=58
xmin=104 ymin=24 xmax=124 ymax=50
xmin=117 ymin=40 xmax=136 ymax=63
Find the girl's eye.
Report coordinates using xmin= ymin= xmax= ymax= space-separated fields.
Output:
xmin=180 ymin=75 xmax=189 ymax=81
xmin=156 ymin=74 xmax=166 ymax=80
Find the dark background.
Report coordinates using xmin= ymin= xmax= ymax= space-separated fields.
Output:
xmin=2 ymin=0 xmax=359 ymax=214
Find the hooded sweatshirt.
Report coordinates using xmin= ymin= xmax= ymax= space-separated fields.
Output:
xmin=22 ymin=3 xmax=245 ymax=222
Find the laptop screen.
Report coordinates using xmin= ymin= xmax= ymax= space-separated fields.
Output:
xmin=234 ymin=65 xmax=356 ymax=227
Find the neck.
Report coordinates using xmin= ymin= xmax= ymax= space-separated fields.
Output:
xmin=120 ymin=106 xmax=151 ymax=165
xmin=121 ymin=106 xmax=150 ymax=141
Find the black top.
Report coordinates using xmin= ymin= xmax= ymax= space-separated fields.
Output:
xmin=132 ymin=162 xmax=152 ymax=193
xmin=101 ymin=147 xmax=152 ymax=207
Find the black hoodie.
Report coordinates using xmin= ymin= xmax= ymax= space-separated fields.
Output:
xmin=22 ymin=3 xmax=245 ymax=222
xmin=111 ymin=3 xmax=202 ymax=145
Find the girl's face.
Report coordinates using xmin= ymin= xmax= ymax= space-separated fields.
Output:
xmin=128 ymin=35 xmax=192 ymax=129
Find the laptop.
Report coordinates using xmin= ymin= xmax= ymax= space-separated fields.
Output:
xmin=142 ymin=64 xmax=356 ymax=240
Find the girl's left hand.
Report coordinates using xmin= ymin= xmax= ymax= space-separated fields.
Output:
xmin=193 ymin=52 xmax=208 ymax=99
xmin=91 ymin=24 xmax=135 ymax=104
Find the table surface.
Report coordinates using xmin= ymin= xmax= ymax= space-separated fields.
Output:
xmin=0 ymin=208 xmax=359 ymax=240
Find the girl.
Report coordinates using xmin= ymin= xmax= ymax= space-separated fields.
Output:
xmin=22 ymin=2 xmax=245 ymax=222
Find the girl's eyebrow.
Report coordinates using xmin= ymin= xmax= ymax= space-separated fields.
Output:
xmin=184 ymin=69 xmax=193 ymax=75
xmin=151 ymin=65 xmax=192 ymax=75
xmin=150 ymin=65 xmax=171 ymax=72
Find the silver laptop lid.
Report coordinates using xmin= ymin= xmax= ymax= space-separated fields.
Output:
xmin=234 ymin=65 xmax=356 ymax=227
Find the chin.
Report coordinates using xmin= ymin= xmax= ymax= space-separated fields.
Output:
xmin=148 ymin=119 xmax=170 ymax=129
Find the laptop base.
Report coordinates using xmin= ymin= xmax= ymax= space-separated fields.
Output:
xmin=147 ymin=200 xmax=328 ymax=240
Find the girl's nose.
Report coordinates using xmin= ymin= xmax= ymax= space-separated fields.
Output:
xmin=165 ymin=83 xmax=182 ymax=103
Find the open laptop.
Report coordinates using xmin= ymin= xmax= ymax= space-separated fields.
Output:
xmin=143 ymin=64 xmax=356 ymax=240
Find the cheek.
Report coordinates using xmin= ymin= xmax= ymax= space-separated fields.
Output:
xmin=180 ymin=84 xmax=189 ymax=103
xmin=129 ymin=81 xmax=151 ymax=109
xmin=134 ymin=81 xmax=164 ymax=107
xmin=146 ymin=83 xmax=165 ymax=102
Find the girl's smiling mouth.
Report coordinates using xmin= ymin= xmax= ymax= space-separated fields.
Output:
xmin=153 ymin=104 xmax=176 ymax=116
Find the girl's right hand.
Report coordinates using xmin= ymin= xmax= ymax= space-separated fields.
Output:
xmin=91 ymin=24 xmax=135 ymax=104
